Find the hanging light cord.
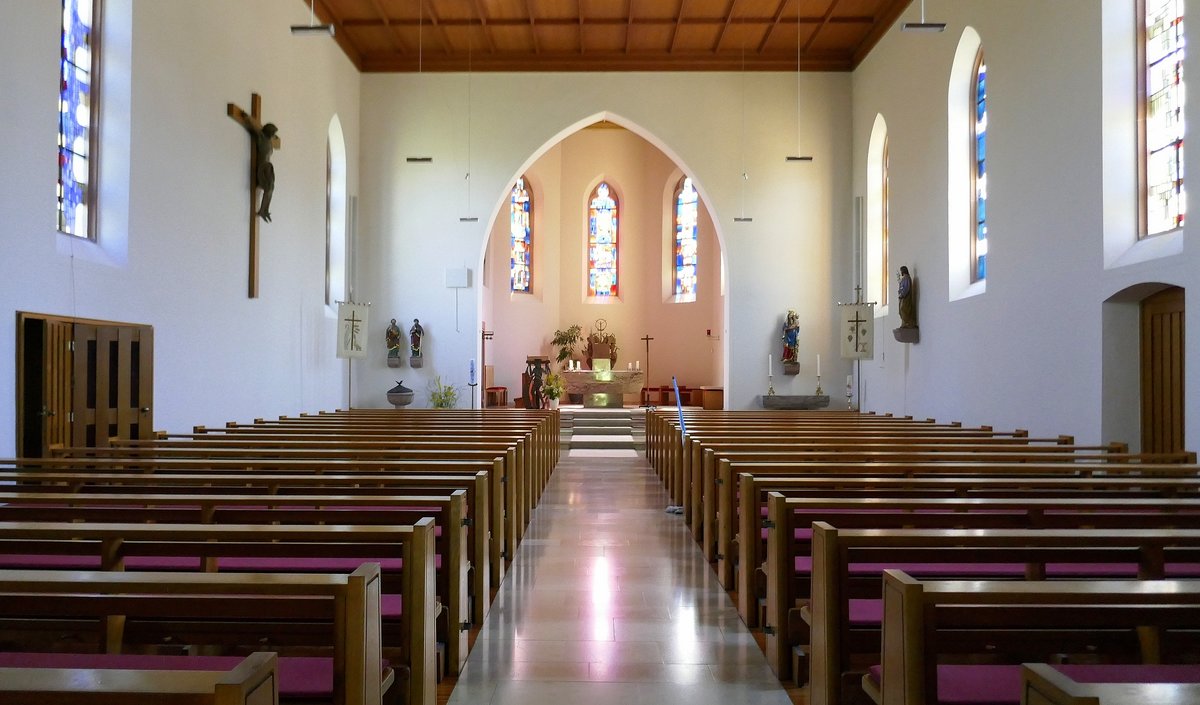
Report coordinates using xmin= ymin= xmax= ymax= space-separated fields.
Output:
xmin=740 ymin=43 xmax=748 ymax=219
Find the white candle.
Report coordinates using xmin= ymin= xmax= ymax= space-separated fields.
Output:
xmin=768 ymin=354 xmax=773 ymax=377
xmin=628 ymin=362 xmax=633 ymax=370
xmin=816 ymin=354 xmax=821 ymax=377
xmin=846 ymin=374 xmax=853 ymax=387
xmin=635 ymin=360 xmax=640 ymax=371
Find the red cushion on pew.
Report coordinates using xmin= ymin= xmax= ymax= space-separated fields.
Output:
xmin=0 ymin=653 xmax=389 ymax=699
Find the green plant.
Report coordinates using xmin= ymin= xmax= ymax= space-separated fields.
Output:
xmin=543 ymin=372 xmax=565 ymax=400
xmin=551 ymin=324 xmax=583 ymax=363
xmin=427 ymin=376 xmax=460 ymax=408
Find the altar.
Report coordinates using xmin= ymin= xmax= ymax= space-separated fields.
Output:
xmin=562 ymin=369 xmax=646 ymax=408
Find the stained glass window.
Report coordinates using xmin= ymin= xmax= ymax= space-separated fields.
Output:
xmin=59 ymin=0 xmax=97 ymax=239
xmin=1145 ymin=0 xmax=1186 ymax=236
xmin=881 ymin=136 xmax=890 ymax=306
xmin=674 ymin=176 xmax=699 ymax=303
xmin=510 ymin=177 xmax=532 ymax=293
xmin=971 ymin=49 xmax=988 ymax=282
xmin=587 ymin=182 xmax=619 ymax=298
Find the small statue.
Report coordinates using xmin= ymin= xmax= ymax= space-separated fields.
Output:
xmin=385 ymin=319 xmax=402 ymax=367
xmin=893 ymin=265 xmax=920 ymax=343
xmin=254 ymin=123 xmax=278 ymax=222
xmin=409 ymin=319 xmax=424 ymax=358
xmin=781 ymin=309 xmax=800 ymax=373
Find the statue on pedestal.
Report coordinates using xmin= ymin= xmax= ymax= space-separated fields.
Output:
xmin=409 ymin=318 xmax=425 ymax=367
xmin=781 ymin=309 xmax=801 ymax=375
xmin=893 ymin=266 xmax=920 ymax=343
xmin=385 ymin=319 xmax=402 ymax=368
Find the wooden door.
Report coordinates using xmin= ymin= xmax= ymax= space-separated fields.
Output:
xmin=17 ymin=313 xmax=153 ymax=456
xmin=1140 ymin=287 xmax=1185 ymax=453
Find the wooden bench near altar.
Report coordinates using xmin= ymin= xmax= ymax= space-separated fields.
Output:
xmin=562 ymin=369 xmax=645 ymax=408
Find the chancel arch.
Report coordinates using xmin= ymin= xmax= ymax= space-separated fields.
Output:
xmin=480 ymin=116 xmax=726 ymax=408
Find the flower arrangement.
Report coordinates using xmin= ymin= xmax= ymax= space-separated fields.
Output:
xmin=427 ymin=376 xmax=460 ymax=408
xmin=543 ymin=372 xmax=565 ymax=400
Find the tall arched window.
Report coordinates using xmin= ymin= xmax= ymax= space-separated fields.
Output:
xmin=674 ymin=176 xmax=699 ymax=303
xmin=510 ymin=177 xmax=532 ymax=293
xmin=1143 ymin=0 xmax=1186 ymax=237
xmin=59 ymin=0 xmax=99 ymax=239
xmin=971 ymin=48 xmax=988 ymax=283
xmin=587 ymin=182 xmax=619 ymax=298
xmin=326 ymin=116 xmax=347 ymax=307
xmin=866 ymin=114 xmax=889 ymax=310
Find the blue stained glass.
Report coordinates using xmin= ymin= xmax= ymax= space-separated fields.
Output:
xmin=58 ymin=0 xmax=94 ymax=238
xmin=976 ymin=254 xmax=987 ymax=281
xmin=509 ymin=177 xmax=533 ymax=293
xmin=972 ymin=53 xmax=988 ymax=283
xmin=588 ymin=183 xmax=619 ymax=297
xmin=674 ymin=177 xmax=699 ymax=302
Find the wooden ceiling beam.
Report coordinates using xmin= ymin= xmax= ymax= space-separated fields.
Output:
xmin=756 ymin=0 xmax=790 ymax=57
xmin=367 ymin=0 xmax=406 ymax=54
xmin=312 ymin=0 xmax=365 ymax=70
xmin=669 ymin=0 xmax=687 ymax=54
xmin=578 ymin=0 xmax=586 ymax=55
xmin=524 ymin=0 xmax=541 ymax=54
xmin=802 ymin=0 xmax=842 ymax=55
xmin=471 ymin=0 xmax=497 ymax=53
xmin=851 ymin=0 xmax=912 ymax=67
xmin=423 ymin=1 xmax=455 ymax=55
xmin=358 ymin=50 xmax=850 ymax=72
xmin=625 ymin=0 xmax=634 ymax=54
xmin=713 ymin=0 xmax=739 ymax=53
xmin=334 ymin=15 xmax=876 ymax=29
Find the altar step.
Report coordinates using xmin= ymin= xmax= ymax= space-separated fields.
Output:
xmin=561 ymin=407 xmax=645 ymax=454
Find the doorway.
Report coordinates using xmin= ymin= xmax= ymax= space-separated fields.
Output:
xmin=17 ymin=312 xmax=154 ymax=457
xmin=1140 ymin=287 xmax=1185 ymax=453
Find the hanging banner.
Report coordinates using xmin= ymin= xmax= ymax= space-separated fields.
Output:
xmin=336 ymin=302 xmax=369 ymax=359
xmin=839 ymin=303 xmax=875 ymax=360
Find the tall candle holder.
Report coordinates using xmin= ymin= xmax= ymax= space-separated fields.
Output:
xmin=845 ymin=379 xmax=853 ymax=410
xmin=814 ymin=374 xmax=823 ymax=397
xmin=768 ymin=374 xmax=776 ymax=397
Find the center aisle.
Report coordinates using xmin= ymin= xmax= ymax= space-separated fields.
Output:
xmin=448 ymin=449 xmax=794 ymax=705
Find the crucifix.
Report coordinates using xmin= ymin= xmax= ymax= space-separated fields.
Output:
xmin=640 ymin=334 xmax=654 ymax=407
xmin=227 ymin=93 xmax=280 ymax=299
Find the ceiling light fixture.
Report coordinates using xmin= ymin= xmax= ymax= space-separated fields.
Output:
xmin=902 ymin=0 xmax=945 ymax=32
xmin=787 ymin=18 xmax=813 ymax=163
xmin=734 ymin=43 xmax=753 ymax=223
xmin=459 ymin=19 xmax=477 ymax=223
xmin=291 ymin=0 xmax=335 ymax=36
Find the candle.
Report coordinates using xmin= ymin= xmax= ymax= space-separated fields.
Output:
xmin=635 ymin=360 xmax=640 ymax=371
xmin=768 ymin=354 xmax=773 ymax=377
xmin=468 ymin=359 xmax=476 ymax=385
xmin=816 ymin=354 xmax=821 ymax=377
xmin=846 ymin=374 xmax=853 ymax=387
xmin=628 ymin=362 xmax=633 ymax=370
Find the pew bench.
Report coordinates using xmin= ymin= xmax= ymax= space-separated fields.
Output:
xmin=0 ymin=520 xmax=437 ymax=697
xmin=1020 ymin=662 xmax=1200 ymax=705
xmin=806 ymin=524 xmax=1200 ymax=705
xmin=864 ymin=571 xmax=1200 ymax=705
xmin=762 ymin=493 xmax=1200 ymax=682
xmin=0 ymin=564 xmax=399 ymax=705
xmin=0 ymin=651 xmax=278 ymax=705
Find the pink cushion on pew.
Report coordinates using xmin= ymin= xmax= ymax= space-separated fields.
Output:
xmin=1044 ymin=562 xmax=1139 ymax=577
xmin=218 ymin=556 xmax=408 ymax=571
xmin=382 ymin=593 xmax=403 ymax=618
xmin=865 ymin=663 xmax=1200 ymax=705
xmin=125 ymin=556 xmax=204 ymax=570
xmin=848 ymin=599 xmax=882 ymax=625
xmin=1166 ymin=563 xmax=1200 ymax=577
xmin=0 ymin=554 xmax=100 ymax=569
xmin=794 ymin=556 xmax=812 ymax=573
xmin=850 ymin=562 xmax=1027 ymax=577
xmin=0 ymin=653 xmax=391 ymax=699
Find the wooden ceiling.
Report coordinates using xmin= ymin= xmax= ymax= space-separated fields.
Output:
xmin=308 ymin=0 xmax=914 ymax=72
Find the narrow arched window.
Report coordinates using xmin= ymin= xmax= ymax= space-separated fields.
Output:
xmin=674 ymin=176 xmax=699 ymax=303
xmin=510 ymin=177 xmax=533 ymax=293
xmin=1143 ymin=0 xmax=1186 ymax=236
xmin=587 ymin=182 xmax=619 ymax=298
xmin=867 ymin=114 xmax=889 ymax=309
xmin=59 ymin=0 xmax=100 ymax=239
xmin=971 ymin=48 xmax=988 ymax=282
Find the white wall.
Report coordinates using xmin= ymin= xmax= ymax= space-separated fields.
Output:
xmin=0 ymin=0 xmax=361 ymax=454
xmin=480 ymin=128 xmax=725 ymax=402
xmin=850 ymin=0 xmax=1199 ymax=445
xmin=358 ymin=71 xmax=853 ymax=409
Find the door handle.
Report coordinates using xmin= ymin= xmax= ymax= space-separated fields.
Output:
xmin=140 ymin=407 xmax=151 ymax=413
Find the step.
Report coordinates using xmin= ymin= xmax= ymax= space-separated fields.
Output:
xmin=568 ymin=424 xmax=631 ymax=435
xmin=569 ymin=435 xmax=637 ymax=450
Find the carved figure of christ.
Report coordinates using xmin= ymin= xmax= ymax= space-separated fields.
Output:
xmin=227 ymin=93 xmax=280 ymax=298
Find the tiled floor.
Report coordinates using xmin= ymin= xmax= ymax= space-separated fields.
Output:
xmin=448 ymin=449 xmax=792 ymax=705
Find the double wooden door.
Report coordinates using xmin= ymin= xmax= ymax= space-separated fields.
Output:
xmin=17 ymin=313 xmax=154 ymax=457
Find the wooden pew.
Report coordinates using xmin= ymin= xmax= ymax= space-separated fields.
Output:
xmin=0 ymin=489 xmax=471 ymax=673
xmin=762 ymin=493 xmax=1200 ymax=682
xmin=807 ymin=524 xmax=1200 ymax=705
xmin=730 ymin=470 xmax=1200 ymax=619
xmin=0 ymin=564 xmax=400 ymax=705
xmin=865 ymin=571 xmax=1200 ymax=705
xmin=0 ymin=520 xmax=436 ymax=700
xmin=1020 ymin=662 xmax=1200 ymax=705
xmin=3 ymin=456 xmax=511 ymax=588
xmin=0 ymin=651 xmax=278 ymax=705
xmin=0 ymin=468 xmax=496 ymax=610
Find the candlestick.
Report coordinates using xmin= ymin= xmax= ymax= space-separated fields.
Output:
xmin=768 ymin=374 xmax=776 ymax=397
xmin=768 ymin=354 xmax=773 ymax=377
xmin=815 ymin=374 xmax=823 ymax=397
xmin=845 ymin=376 xmax=854 ymax=410
xmin=816 ymin=354 xmax=821 ymax=378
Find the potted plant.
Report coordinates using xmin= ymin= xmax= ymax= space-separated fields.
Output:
xmin=586 ymin=319 xmax=619 ymax=368
xmin=543 ymin=372 xmax=565 ymax=410
xmin=427 ymin=376 xmax=460 ymax=409
xmin=551 ymin=324 xmax=583 ymax=366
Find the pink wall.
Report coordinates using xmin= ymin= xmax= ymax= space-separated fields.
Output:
xmin=481 ymin=126 xmax=725 ymax=402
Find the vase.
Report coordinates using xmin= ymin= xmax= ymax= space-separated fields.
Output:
xmin=547 ymin=398 xmax=560 ymax=410
xmin=386 ymin=380 xmax=414 ymax=408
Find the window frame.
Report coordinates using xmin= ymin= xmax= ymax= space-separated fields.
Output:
xmin=881 ymin=135 xmax=890 ymax=306
xmin=586 ymin=181 xmax=620 ymax=299
xmin=58 ymin=0 xmax=102 ymax=241
xmin=1138 ymin=0 xmax=1186 ymax=238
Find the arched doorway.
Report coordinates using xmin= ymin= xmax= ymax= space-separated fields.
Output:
xmin=1141 ymin=286 xmax=1185 ymax=453
xmin=478 ymin=119 xmax=726 ymax=408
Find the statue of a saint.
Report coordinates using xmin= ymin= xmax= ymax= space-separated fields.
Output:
xmin=897 ymin=266 xmax=917 ymax=329
xmin=781 ymin=309 xmax=800 ymax=364
xmin=385 ymin=319 xmax=402 ymax=366
xmin=409 ymin=319 xmax=424 ymax=358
